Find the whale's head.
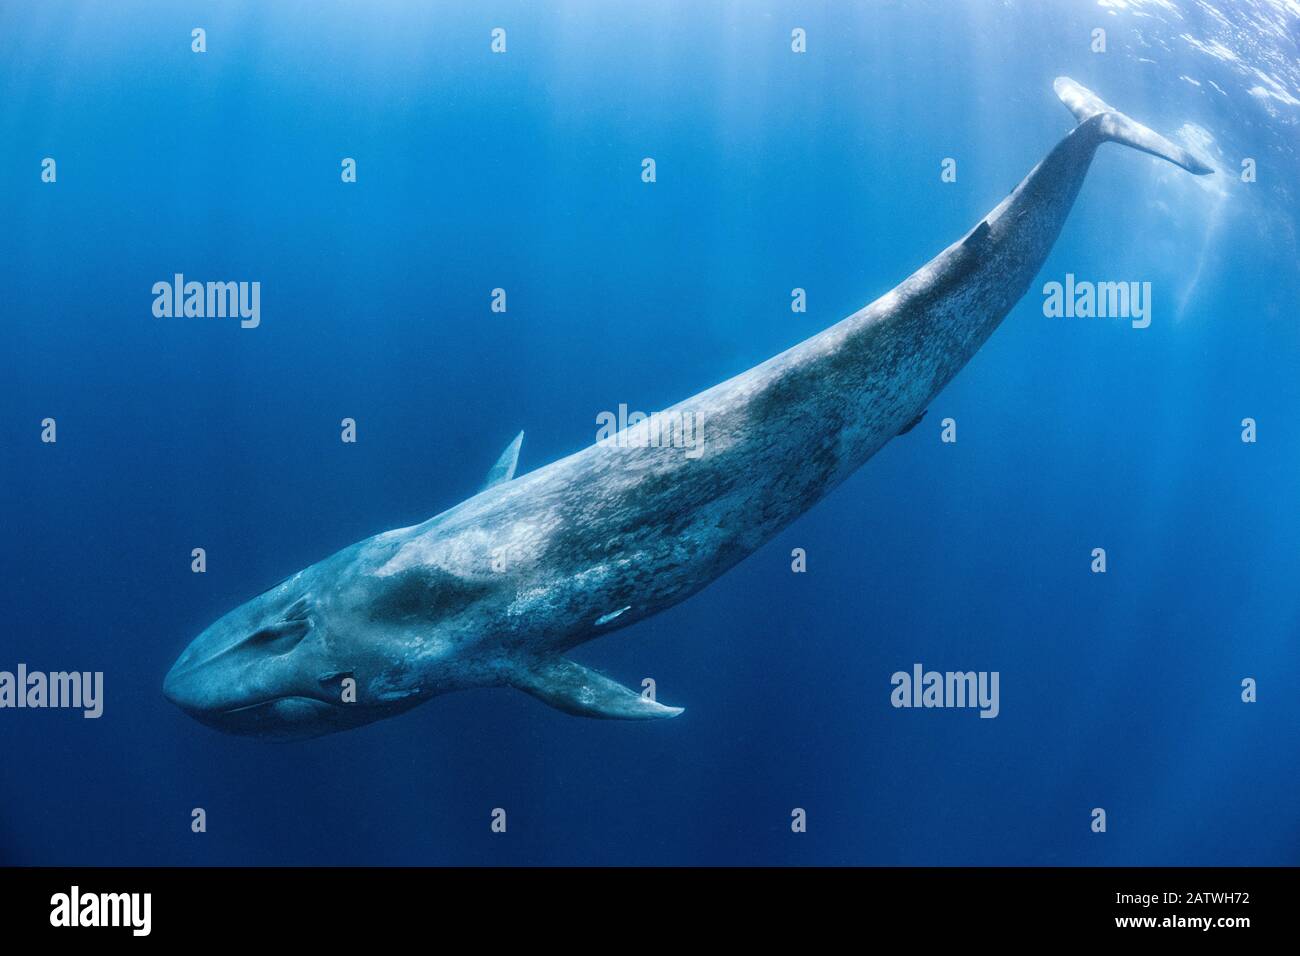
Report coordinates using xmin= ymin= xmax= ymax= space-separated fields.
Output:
xmin=163 ymin=572 xmax=398 ymax=741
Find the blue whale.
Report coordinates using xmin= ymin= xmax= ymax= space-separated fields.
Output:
xmin=164 ymin=78 xmax=1211 ymax=739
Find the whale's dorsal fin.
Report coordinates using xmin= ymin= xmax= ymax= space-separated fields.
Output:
xmin=508 ymin=655 xmax=684 ymax=720
xmin=963 ymin=220 xmax=990 ymax=250
xmin=897 ymin=409 xmax=927 ymax=436
xmin=483 ymin=430 xmax=524 ymax=489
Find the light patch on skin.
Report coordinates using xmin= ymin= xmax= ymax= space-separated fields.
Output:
xmin=595 ymin=606 xmax=631 ymax=626
xmin=505 ymin=561 xmax=626 ymax=620
xmin=373 ymin=518 xmax=550 ymax=579
xmin=869 ymin=289 xmax=902 ymax=316
xmin=505 ymin=584 xmax=553 ymax=619
xmin=372 ymin=534 xmax=455 ymax=577
xmin=369 ymin=674 xmax=421 ymax=702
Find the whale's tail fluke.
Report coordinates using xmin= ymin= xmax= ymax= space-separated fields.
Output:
xmin=1054 ymin=76 xmax=1213 ymax=176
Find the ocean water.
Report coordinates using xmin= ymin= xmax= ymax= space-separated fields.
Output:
xmin=1 ymin=0 xmax=1297 ymax=866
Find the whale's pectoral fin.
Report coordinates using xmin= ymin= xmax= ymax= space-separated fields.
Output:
xmin=508 ymin=656 xmax=685 ymax=720
xmin=1054 ymin=76 xmax=1213 ymax=176
xmin=483 ymin=430 xmax=524 ymax=489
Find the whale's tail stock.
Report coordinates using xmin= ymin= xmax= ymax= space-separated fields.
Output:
xmin=1054 ymin=76 xmax=1213 ymax=176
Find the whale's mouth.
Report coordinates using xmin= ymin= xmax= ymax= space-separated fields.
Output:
xmin=194 ymin=696 xmax=339 ymax=740
xmin=220 ymin=696 xmax=321 ymax=716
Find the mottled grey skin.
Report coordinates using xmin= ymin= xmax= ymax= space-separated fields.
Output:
xmin=164 ymin=79 xmax=1210 ymax=739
